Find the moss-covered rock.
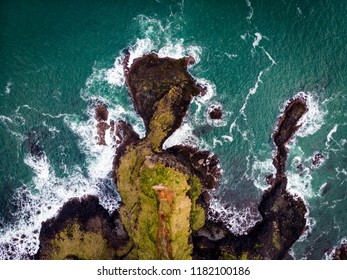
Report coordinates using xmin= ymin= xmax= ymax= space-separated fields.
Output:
xmin=114 ymin=53 xmax=215 ymax=259
xmin=36 ymin=196 xmax=129 ymax=260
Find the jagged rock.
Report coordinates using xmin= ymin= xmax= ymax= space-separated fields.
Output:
xmin=96 ymin=122 xmax=110 ymax=145
xmin=312 ymin=152 xmax=324 ymax=167
xmin=95 ymin=104 xmax=109 ymax=122
xmin=193 ymin=97 xmax=308 ymax=260
xmin=332 ymin=243 xmax=347 ymax=260
xmin=208 ymin=105 xmax=223 ymax=120
xmin=124 ymin=53 xmax=205 ymax=130
xmin=35 ymin=196 xmax=129 ymax=260
xmin=114 ymin=54 xmax=215 ymax=259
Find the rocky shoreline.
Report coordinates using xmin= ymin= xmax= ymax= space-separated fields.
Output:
xmin=36 ymin=54 xmax=311 ymax=260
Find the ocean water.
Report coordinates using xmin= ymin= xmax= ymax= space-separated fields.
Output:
xmin=0 ymin=0 xmax=346 ymax=259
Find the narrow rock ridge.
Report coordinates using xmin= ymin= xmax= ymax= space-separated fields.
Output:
xmin=193 ymin=97 xmax=308 ymax=260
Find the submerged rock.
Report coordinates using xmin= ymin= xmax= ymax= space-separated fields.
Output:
xmin=312 ymin=152 xmax=324 ymax=167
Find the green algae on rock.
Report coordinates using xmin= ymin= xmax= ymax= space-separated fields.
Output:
xmin=114 ymin=53 xmax=220 ymax=259
xmin=36 ymin=53 xmax=308 ymax=260
xmin=193 ymin=97 xmax=308 ymax=260
xmin=36 ymin=196 xmax=129 ymax=260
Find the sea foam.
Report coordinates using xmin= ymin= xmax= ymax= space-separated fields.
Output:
xmin=208 ymin=194 xmax=262 ymax=235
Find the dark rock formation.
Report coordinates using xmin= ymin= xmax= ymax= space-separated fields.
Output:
xmin=312 ymin=152 xmax=324 ymax=167
xmin=35 ymin=196 xmax=129 ymax=260
xmin=166 ymin=145 xmax=221 ymax=190
xmin=95 ymin=104 xmax=110 ymax=145
xmin=208 ymin=105 xmax=223 ymax=120
xmin=193 ymin=97 xmax=308 ymax=260
xmin=272 ymin=97 xmax=307 ymax=178
xmin=24 ymin=130 xmax=46 ymax=160
xmin=37 ymin=53 xmax=309 ymax=260
xmin=332 ymin=242 xmax=347 ymax=260
xmin=124 ymin=53 xmax=205 ymax=131
xmin=113 ymin=53 xmax=220 ymax=259
xmin=95 ymin=104 xmax=109 ymax=122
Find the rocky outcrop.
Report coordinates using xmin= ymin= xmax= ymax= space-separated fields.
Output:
xmin=193 ymin=97 xmax=308 ymax=260
xmin=37 ymin=53 xmax=309 ymax=260
xmin=123 ymin=53 xmax=205 ymax=131
xmin=95 ymin=104 xmax=111 ymax=145
xmin=114 ymin=53 xmax=219 ymax=259
xmin=208 ymin=105 xmax=223 ymax=120
xmin=332 ymin=242 xmax=347 ymax=260
xmin=35 ymin=196 xmax=129 ymax=260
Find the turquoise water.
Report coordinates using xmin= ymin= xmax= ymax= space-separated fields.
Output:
xmin=0 ymin=0 xmax=346 ymax=259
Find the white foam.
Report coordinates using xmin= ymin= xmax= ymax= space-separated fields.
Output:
xmin=23 ymin=154 xmax=50 ymax=180
xmin=239 ymin=38 xmax=276 ymax=118
xmin=163 ymin=122 xmax=199 ymax=149
xmin=252 ymin=156 xmax=275 ymax=191
xmin=295 ymin=92 xmax=326 ymax=138
xmin=335 ymin=167 xmax=347 ymax=180
xmin=194 ymin=78 xmax=217 ymax=104
xmin=318 ymin=182 xmax=328 ymax=197
xmin=297 ymin=7 xmax=303 ymax=16
xmin=261 ymin=47 xmax=276 ymax=64
xmin=5 ymin=81 xmax=12 ymax=94
xmin=158 ymin=40 xmax=202 ymax=64
xmin=0 ymin=150 xmax=120 ymax=259
xmin=0 ymin=115 xmax=13 ymax=123
xmin=65 ymin=103 xmax=131 ymax=180
xmin=245 ymin=0 xmax=254 ymax=20
xmin=324 ymin=237 xmax=347 ymax=260
xmin=208 ymin=196 xmax=262 ymax=235
xmin=213 ymin=137 xmax=223 ymax=147
xmin=127 ymin=38 xmax=155 ymax=67
xmin=298 ymin=213 xmax=316 ymax=242
xmin=221 ymin=135 xmax=233 ymax=142
xmin=287 ymin=170 xmax=315 ymax=198
xmin=225 ymin=53 xmax=238 ymax=59
xmin=106 ymin=18 xmax=203 ymax=86
xmin=125 ymin=15 xmax=202 ymax=68
xmin=105 ymin=56 xmax=126 ymax=87
xmin=252 ymin=32 xmax=263 ymax=48
xmin=325 ymin=124 xmax=338 ymax=148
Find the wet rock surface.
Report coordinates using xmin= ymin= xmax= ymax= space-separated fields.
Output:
xmin=332 ymin=242 xmax=347 ymax=260
xmin=95 ymin=104 xmax=111 ymax=146
xmin=208 ymin=105 xmax=223 ymax=120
